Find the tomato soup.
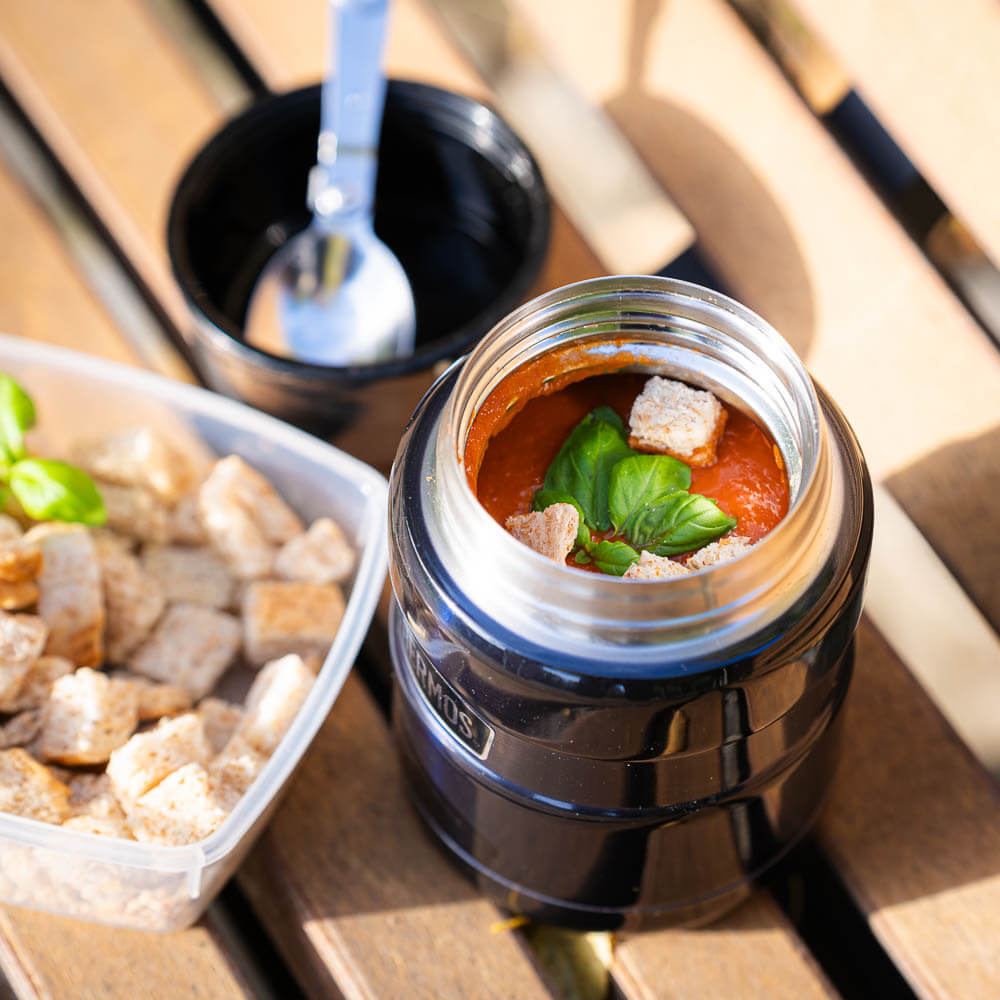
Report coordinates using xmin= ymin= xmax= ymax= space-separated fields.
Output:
xmin=472 ymin=372 xmax=788 ymax=565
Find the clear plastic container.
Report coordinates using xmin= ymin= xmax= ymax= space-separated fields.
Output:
xmin=0 ymin=334 xmax=388 ymax=931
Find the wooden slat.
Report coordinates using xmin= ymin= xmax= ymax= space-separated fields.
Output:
xmin=786 ymin=0 xmax=1000 ymax=271
xmin=238 ymin=672 xmax=552 ymax=1000
xmin=0 ymin=161 xmax=258 ymax=998
xmin=0 ymin=0 xmax=222 ymax=335
xmin=818 ymin=619 xmax=1000 ymax=997
xmin=0 ymin=909 xmax=255 ymax=1000
xmin=0 ymin=161 xmax=137 ymax=366
xmin=612 ymin=894 xmax=838 ymax=999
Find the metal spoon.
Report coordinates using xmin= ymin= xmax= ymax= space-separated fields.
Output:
xmin=243 ymin=0 xmax=416 ymax=366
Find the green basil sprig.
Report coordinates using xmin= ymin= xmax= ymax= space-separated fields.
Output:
xmin=529 ymin=405 xmax=736 ymax=575
xmin=0 ymin=373 xmax=106 ymax=526
xmin=531 ymin=406 xmax=633 ymax=531
xmin=620 ymin=491 xmax=736 ymax=556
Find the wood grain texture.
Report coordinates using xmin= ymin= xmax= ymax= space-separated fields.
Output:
xmin=787 ymin=0 xmax=1000 ymax=270
xmin=612 ymin=893 xmax=838 ymax=999
xmin=0 ymin=0 xmax=224 ymax=335
xmin=0 ymin=908 xmax=255 ymax=1000
xmin=0 ymin=161 xmax=137 ymax=365
xmin=817 ymin=619 xmax=1000 ymax=996
xmin=238 ymin=671 xmax=552 ymax=1000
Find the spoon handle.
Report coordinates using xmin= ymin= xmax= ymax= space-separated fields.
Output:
xmin=309 ymin=0 xmax=391 ymax=230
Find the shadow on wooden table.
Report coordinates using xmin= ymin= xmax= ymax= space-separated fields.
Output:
xmin=607 ymin=0 xmax=817 ymax=359
xmin=887 ymin=423 xmax=1000 ymax=632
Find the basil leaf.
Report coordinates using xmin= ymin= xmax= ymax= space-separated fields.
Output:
xmin=587 ymin=539 xmax=640 ymax=576
xmin=535 ymin=407 xmax=634 ymax=531
xmin=608 ymin=454 xmax=691 ymax=534
xmin=9 ymin=458 xmax=106 ymax=525
xmin=532 ymin=488 xmax=582 ymax=518
xmin=0 ymin=374 xmax=36 ymax=464
xmin=625 ymin=491 xmax=736 ymax=556
xmin=574 ymin=549 xmax=593 ymax=565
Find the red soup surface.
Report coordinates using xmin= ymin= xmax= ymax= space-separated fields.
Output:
xmin=473 ymin=373 xmax=789 ymax=567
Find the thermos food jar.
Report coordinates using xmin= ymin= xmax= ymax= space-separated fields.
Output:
xmin=388 ymin=277 xmax=873 ymax=929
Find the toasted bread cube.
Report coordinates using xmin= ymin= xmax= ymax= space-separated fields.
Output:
xmin=71 ymin=427 xmax=194 ymax=504
xmin=198 ymin=456 xmax=303 ymax=580
xmin=209 ymin=734 xmax=265 ymax=811
xmin=24 ymin=524 xmax=104 ymax=666
xmin=241 ymin=582 xmax=344 ymax=666
xmin=67 ymin=772 xmax=119 ymax=816
xmin=95 ymin=536 xmax=166 ymax=664
xmin=63 ymin=813 xmax=133 ymax=838
xmin=237 ymin=654 xmax=315 ymax=755
xmin=274 ymin=517 xmax=354 ymax=586
xmin=0 ymin=579 xmax=38 ymax=610
xmin=135 ymin=681 xmax=193 ymax=721
xmin=0 ymin=612 xmax=48 ymax=704
xmin=128 ymin=762 xmax=227 ymax=845
xmin=0 ymin=539 xmax=40 ymax=583
xmin=128 ymin=603 xmax=241 ymax=700
xmin=0 ymin=514 xmax=23 ymax=544
xmin=39 ymin=668 xmax=138 ymax=765
xmin=686 ymin=534 xmax=754 ymax=570
xmin=505 ymin=503 xmax=580 ymax=564
xmin=141 ymin=544 xmax=235 ymax=610
xmin=168 ymin=493 xmax=207 ymax=546
xmin=0 ymin=748 xmax=70 ymax=822
xmin=624 ymin=551 xmax=692 ymax=580
xmin=107 ymin=712 xmax=212 ymax=808
xmin=96 ymin=482 xmax=171 ymax=544
xmin=0 ymin=654 xmax=72 ymax=714
xmin=0 ymin=708 xmax=43 ymax=749
xmin=197 ymin=697 xmax=243 ymax=753
xmin=628 ymin=376 xmax=728 ymax=467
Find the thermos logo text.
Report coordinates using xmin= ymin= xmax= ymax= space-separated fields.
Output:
xmin=410 ymin=653 xmax=494 ymax=759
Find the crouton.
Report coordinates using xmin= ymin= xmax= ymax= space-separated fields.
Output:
xmin=38 ymin=668 xmax=138 ymax=765
xmin=274 ymin=517 xmax=354 ymax=585
xmin=110 ymin=672 xmax=193 ymax=721
xmin=0 ymin=654 xmax=72 ymax=714
xmin=95 ymin=536 xmax=166 ymax=664
xmin=686 ymin=534 xmax=754 ymax=570
xmin=0 ymin=513 xmax=23 ymax=544
xmin=24 ymin=524 xmax=104 ymax=666
xmin=236 ymin=654 xmax=315 ymax=755
xmin=62 ymin=813 xmax=133 ymax=838
xmin=71 ymin=427 xmax=194 ymax=504
xmin=0 ymin=539 xmax=42 ymax=583
xmin=198 ymin=456 xmax=303 ymax=580
xmin=196 ymin=697 xmax=243 ymax=754
xmin=66 ymin=772 xmax=120 ymax=817
xmin=168 ymin=492 xmax=207 ymax=546
xmin=128 ymin=603 xmax=241 ymax=700
xmin=106 ymin=712 xmax=212 ymax=808
xmin=208 ymin=734 xmax=265 ymax=811
xmin=628 ymin=376 xmax=728 ymax=467
xmin=128 ymin=763 xmax=227 ymax=845
xmin=0 ymin=748 xmax=70 ymax=823
xmin=241 ymin=582 xmax=343 ymax=666
xmin=505 ymin=503 xmax=580 ymax=564
xmin=624 ymin=551 xmax=692 ymax=580
xmin=141 ymin=544 xmax=235 ymax=610
xmin=96 ymin=482 xmax=171 ymax=544
xmin=0 ymin=612 xmax=48 ymax=704
xmin=0 ymin=580 xmax=38 ymax=610
xmin=0 ymin=708 xmax=43 ymax=749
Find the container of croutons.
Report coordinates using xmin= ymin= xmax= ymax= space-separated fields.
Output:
xmin=388 ymin=276 xmax=874 ymax=929
xmin=0 ymin=333 xmax=387 ymax=931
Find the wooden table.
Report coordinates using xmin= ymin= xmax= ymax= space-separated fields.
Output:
xmin=1 ymin=1 xmax=999 ymax=997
